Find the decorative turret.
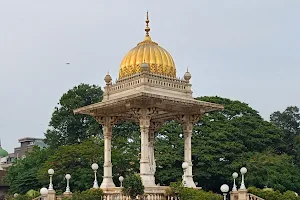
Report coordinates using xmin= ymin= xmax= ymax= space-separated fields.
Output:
xmin=184 ymin=68 xmax=191 ymax=83
xmin=104 ymin=72 xmax=112 ymax=85
xmin=141 ymin=61 xmax=150 ymax=72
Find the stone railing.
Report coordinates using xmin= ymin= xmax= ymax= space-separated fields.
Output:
xmin=248 ymin=193 xmax=265 ymax=200
xmin=166 ymin=196 xmax=180 ymax=200
xmin=103 ymin=193 xmax=165 ymax=200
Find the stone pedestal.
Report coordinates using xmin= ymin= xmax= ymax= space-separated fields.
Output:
xmin=63 ymin=191 xmax=72 ymax=197
xmin=238 ymin=189 xmax=248 ymax=200
xmin=230 ymin=191 xmax=239 ymax=200
xmin=47 ymin=190 xmax=56 ymax=200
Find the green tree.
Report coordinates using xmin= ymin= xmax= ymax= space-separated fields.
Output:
xmin=3 ymin=147 xmax=51 ymax=194
xmin=155 ymin=96 xmax=283 ymax=192
xmin=233 ymin=151 xmax=300 ymax=192
xmin=122 ymin=174 xmax=144 ymax=199
xmin=270 ymin=106 xmax=300 ymax=161
xmin=37 ymin=138 xmax=104 ymax=192
xmin=45 ymin=84 xmax=103 ymax=148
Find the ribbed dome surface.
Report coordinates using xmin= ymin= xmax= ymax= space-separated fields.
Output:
xmin=119 ymin=36 xmax=176 ymax=79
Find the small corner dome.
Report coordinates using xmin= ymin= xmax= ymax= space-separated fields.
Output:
xmin=0 ymin=146 xmax=8 ymax=157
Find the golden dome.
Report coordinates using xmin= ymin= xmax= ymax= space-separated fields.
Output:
xmin=119 ymin=12 xmax=176 ymax=79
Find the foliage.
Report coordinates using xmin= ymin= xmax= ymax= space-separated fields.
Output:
xmin=233 ymin=151 xmax=300 ymax=192
xmin=122 ymin=174 xmax=144 ymax=199
xmin=248 ymin=186 xmax=300 ymax=200
xmin=155 ymin=96 xmax=283 ymax=191
xmin=62 ymin=188 xmax=104 ymax=200
xmin=3 ymin=147 xmax=52 ymax=194
xmin=111 ymin=121 xmax=140 ymax=184
xmin=25 ymin=189 xmax=40 ymax=198
xmin=37 ymin=138 xmax=104 ymax=192
xmin=167 ymin=181 xmax=222 ymax=200
xmin=270 ymin=106 xmax=300 ymax=163
xmin=45 ymin=83 xmax=103 ymax=148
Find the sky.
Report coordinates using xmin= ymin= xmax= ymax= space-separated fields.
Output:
xmin=0 ymin=0 xmax=299 ymax=153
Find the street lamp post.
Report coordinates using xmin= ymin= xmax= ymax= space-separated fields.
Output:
xmin=240 ymin=167 xmax=248 ymax=190
xmin=40 ymin=187 xmax=48 ymax=200
xmin=119 ymin=176 xmax=124 ymax=187
xmin=182 ymin=162 xmax=189 ymax=187
xmin=48 ymin=169 xmax=54 ymax=190
xmin=91 ymin=163 xmax=99 ymax=188
xmin=220 ymin=184 xmax=229 ymax=200
xmin=65 ymin=174 xmax=71 ymax=193
xmin=232 ymin=172 xmax=238 ymax=191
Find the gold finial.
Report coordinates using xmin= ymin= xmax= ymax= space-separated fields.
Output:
xmin=145 ymin=11 xmax=150 ymax=36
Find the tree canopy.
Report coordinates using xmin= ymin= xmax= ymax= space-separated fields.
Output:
xmin=45 ymin=83 xmax=103 ymax=148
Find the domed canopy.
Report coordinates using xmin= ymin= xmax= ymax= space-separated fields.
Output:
xmin=119 ymin=12 xmax=176 ymax=79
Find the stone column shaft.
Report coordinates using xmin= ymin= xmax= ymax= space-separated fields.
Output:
xmin=99 ymin=118 xmax=116 ymax=188
xmin=139 ymin=115 xmax=151 ymax=186
xmin=183 ymin=120 xmax=196 ymax=188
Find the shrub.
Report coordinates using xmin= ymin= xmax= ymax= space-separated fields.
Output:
xmin=122 ymin=174 xmax=144 ymax=199
xmin=248 ymin=186 xmax=300 ymax=200
xmin=167 ymin=181 xmax=222 ymax=200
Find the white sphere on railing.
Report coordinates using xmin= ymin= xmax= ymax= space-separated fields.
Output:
xmin=119 ymin=176 xmax=124 ymax=182
xmin=40 ymin=187 xmax=48 ymax=196
xmin=48 ymin=168 xmax=54 ymax=175
xmin=232 ymin=172 xmax=238 ymax=179
xmin=91 ymin=163 xmax=99 ymax=170
xmin=220 ymin=184 xmax=229 ymax=193
xmin=65 ymin=174 xmax=71 ymax=180
xmin=240 ymin=167 xmax=247 ymax=175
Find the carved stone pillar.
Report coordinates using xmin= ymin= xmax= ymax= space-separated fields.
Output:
xmin=133 ymin=108 xmax=158 ymax=187
xmin=96 ymin=116 xmax=118 ymax=188
xmin=177 ymin=115 xmax=200 ymax=188
xmin=148 ymin=120 xmax=162 ymax=185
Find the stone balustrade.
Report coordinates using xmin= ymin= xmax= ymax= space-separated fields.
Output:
xmin=248 ymin=193 xmax=265 ymax=200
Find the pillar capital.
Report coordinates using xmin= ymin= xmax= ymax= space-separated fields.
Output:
xmin=176 ymin=114 xmax=202 ymax=124
xmin=95 ymin=116 xmax=119 ymax=127
xmin=131 ymin=108 xmax=159 ymax=128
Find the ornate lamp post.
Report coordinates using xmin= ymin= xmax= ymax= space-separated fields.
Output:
xmin=220 ymin=184 xmax=229 ymax=200
xmin=240 ymin=167 xmax=247 ymax=190
xmin=48 ymin=169 xmax=54 ymax=190
xmin=232 ymin=172 xmax=238 ymax=191
xmin=40 ymin=187 xmax=48 ymax=200
xmin=119 ymin=176 xmax=124 ymax=187
xmin=182 ymin=162 xmax=189 ymax=187
xmin=65 ymin=174 xmax=71 ymax=193
xmin=91 ymin=163 xmax=99 ymax=188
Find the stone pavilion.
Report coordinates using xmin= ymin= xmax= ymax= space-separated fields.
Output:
xmin=74 ymin=12 xmax=224 ymax=192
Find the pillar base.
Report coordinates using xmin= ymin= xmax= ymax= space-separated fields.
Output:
xmin=63 ymin=192 xmax=72 ymax=197
xmin=100 ymin=176 xmax=116 ymax=188
xmin=185 ymin=175 xmax=196 ymax=188
xmin=140 ymin=173 xmax=156 ymax=187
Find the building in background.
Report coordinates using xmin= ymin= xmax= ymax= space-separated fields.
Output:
xmin=0 ymin=137 xmax=47 ymax=171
